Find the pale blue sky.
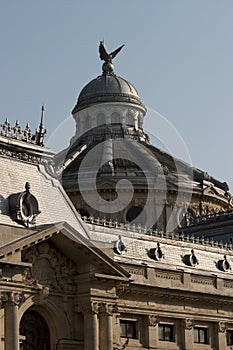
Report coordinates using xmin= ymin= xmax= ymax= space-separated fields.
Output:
xmin=0 ymin=1 xmax=233 ymax=191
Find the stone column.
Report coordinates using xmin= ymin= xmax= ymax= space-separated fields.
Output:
xmin=217 ymin=321 xmax=227 ymax=350
xmin=0 ymin=292 xmax=8 ymax=350
xmin=99 ymin=303 xmax=116 ymax=350
xmin=183 ymin=318 xmax=194 ymax=350
xmin=5 ymin=292 xmax=24 ymax=350
xmin=147 ymin=315 xmax=158 ymax=348
xmin=81 ymin=302 xmax=100 ymax=350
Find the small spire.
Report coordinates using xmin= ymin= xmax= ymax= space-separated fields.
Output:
xmin=40 ymin=104 xmax=45 ymax=129
xmin=35 ymin=104 xmax=47 ymax=146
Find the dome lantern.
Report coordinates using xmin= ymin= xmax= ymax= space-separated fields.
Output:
xmin=72 ymin=42 xmax=146 ymax=115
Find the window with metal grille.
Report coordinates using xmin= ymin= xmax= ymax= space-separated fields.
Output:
xmin=20 ymin=309 xmax=50 ymax=350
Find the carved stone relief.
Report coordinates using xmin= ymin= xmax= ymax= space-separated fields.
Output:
xmin=22 ymin=242 xmax=76 ymax=293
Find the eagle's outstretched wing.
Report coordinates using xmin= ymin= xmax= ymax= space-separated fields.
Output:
xmin=110 ymin=44 xmax=125 ymax=59
xmin=99 ymin=42 xmax=109 ymax=61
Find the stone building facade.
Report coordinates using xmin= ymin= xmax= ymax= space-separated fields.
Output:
xmin=0 ymin=44 xmax=233 ymax=350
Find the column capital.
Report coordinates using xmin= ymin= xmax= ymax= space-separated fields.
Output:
xmin=0 ymin=292 xmax=9 ymax=307
xmin=78 ymin=301 xmax=101 ymax=315
xmin=147 ymin=315 xmax=159 ymax=327
xmin=9 ymin=292 xmax=25 ymax=306
xmin=99 ymin=302 xmax=118 ymax=316
xmin=218 ymin=321 xmax=226 ymax=333
xmin=185 ymin=318 xmax=194 ymax=330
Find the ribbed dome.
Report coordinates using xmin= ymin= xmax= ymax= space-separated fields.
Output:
xmin=72 ymin=74 xmax=146 ymax=114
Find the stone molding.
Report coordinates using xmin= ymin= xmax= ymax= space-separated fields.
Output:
xmin=0 ymin=147 xmax=41 ymax=164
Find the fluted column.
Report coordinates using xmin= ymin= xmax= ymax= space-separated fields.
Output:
xmin=0 ymin=293 xmax=8 ymax=350
xmin=80 ymin=302 xmax=100 ymax=350
xmin=99 ymin=303 xmax=117 ymax=350
xmin=5 ymin=292 xmax=25 ymax=350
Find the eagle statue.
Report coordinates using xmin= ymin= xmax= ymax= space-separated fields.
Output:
xmin=99 ymin=41 xmax=124 ymax=74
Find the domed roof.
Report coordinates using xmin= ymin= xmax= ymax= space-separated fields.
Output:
xmin=72 ymin=74 xmax=146 ymax=114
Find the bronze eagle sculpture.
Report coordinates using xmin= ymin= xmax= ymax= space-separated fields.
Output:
xmin=99 ymin=41 xmax=125 ymax=63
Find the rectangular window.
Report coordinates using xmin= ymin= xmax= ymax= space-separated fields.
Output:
xmin=120 ymin=320 xmax=136 ymax=339
xmin=227 ymin=330 xmax=233 ymax=346
xmin=159 ymin=324 xmax=174 ymax=342
xmin=194 ymin=327 xmax=208 ymax=344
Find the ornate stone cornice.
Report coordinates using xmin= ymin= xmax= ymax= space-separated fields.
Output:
xmin=0 ymin=147 xmax=41 ymax=164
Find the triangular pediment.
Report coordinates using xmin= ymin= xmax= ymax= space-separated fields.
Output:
xmin=0 ymin=222 xmax=130 ymax=284
xmin=203 ymin=183 xmax=225 ymax=199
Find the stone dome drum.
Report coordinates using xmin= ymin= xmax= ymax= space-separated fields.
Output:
xmin=72 ymin=74 xmax=146 ymax=114
xmin=58 ymin=42 xmax=233 ymax=230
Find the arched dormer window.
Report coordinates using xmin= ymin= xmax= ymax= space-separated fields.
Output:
xmin=9 ymin=182 xmax=40 ymax=227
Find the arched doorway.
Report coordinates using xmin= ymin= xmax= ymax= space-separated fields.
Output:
xmin=20 ymin=309 xmax=50 ymax=350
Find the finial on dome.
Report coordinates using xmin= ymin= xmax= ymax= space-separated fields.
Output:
xmin=99 ymin=41 xmax=125 ymax=75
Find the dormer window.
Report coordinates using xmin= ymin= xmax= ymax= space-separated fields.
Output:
xmin=9 ymin=182 xmax=40 ymax=227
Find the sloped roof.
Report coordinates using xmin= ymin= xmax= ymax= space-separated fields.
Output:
xmin=0 ymin=135 xmax=89 ymax=239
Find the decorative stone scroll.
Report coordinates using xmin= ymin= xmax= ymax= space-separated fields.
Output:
xmin=0 ymin=292 xmax=9 ymax=307
xmin=99 ymin=303 xmax=118 ymax=315
xmin=78 ymin=301 xmax=118 ymax=316
xmin=77 ymin=301 xmax=101 ymax=315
